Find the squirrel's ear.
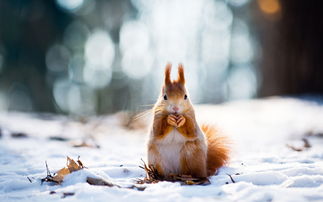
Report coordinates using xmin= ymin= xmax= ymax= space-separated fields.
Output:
xmin=177 ymin=63 xmax=185 ymax=84
xmin=164 ymin=63 xmax=172 ymax=85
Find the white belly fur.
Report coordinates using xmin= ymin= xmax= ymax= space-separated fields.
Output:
xmin=156 ymin=129 xmax=187 ymax=175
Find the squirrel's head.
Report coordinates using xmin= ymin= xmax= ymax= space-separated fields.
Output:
xmin=155 ymin=63 xmax=193 ymax=115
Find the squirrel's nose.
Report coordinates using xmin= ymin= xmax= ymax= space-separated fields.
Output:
xmin=172 ymin=106 xmax=179 ymax=112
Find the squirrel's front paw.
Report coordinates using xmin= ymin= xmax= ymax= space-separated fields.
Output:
xmin=176 ymin=115 xmax=186 ymax=127
xmin=167 ymin=114 xmax=178 ymax=127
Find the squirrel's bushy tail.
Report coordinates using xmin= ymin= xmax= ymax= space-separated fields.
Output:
xmin=201 ymin=124 xmax=230 ymax=176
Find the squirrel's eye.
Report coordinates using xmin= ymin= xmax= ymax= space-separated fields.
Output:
xmin=184 ymin=94 xmax=188 ymax=100
xmin=163 ymin=95 xmax=168 ymax=100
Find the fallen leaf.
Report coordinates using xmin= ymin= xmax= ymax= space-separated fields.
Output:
xmin=67 ymin=156 xmax=82 ymax=172
xmin=71 ymin=141 xmax=100 ymax=148
xmin=52 ymin=167 xmax=70 ymax=183
xmin=77 ymin=156 xmax=86 ymax=169
xmin=41 ymin=156 xmax=85 ymax=184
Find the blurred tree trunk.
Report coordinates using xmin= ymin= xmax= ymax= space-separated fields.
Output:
xmin=253 ymin=0 xmax=323 ymax=96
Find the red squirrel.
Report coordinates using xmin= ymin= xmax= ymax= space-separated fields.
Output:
xmin=147 ymin=64 xmax=230 ymax=178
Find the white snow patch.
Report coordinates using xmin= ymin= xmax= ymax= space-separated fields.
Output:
xmin=1 ymin=97 xmax=323 ymax=201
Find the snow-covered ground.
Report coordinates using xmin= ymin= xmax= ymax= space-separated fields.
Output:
xmin=1 ymin=97 xmax=323 ymax=201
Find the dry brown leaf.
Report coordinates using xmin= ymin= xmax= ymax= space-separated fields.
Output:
xmin=41 ymin=156 xmax=85 ymax=184
xmin=71 ymin=141 xmax=100 ymax=148
xmin=52 ymin=167 xmax=70 ymax=183
xmin=67 ymin=156 xmax=82 ymax=172
xmin=77 ymin=157 xmax=86 ymax=168
xmin=57 ymin=167 xmax=70 ymax=176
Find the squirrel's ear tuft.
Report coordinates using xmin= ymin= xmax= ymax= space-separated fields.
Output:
xmin=177 ymin=63 xmax=185 ymax=84
xmin=164 ymin=63 xmax=172 ymax=85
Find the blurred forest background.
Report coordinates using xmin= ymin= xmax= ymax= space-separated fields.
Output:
xmin=0 ymin=0 xmax=322 ymax=116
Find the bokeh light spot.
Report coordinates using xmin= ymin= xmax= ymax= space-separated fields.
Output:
xmin=46 ymin=44 xmax=71 ymax=72
xmin=83 ymin=66 xmax=112 ymax=89
xmin=68 ymin=54 xmax=84 ymax=82
xmin=227 ymin=65 xmax=257 ymax=100
xmin=231 ymin=34 xmax=254 ymax=64
xmin=121 ymin=51 xmax=153 ymax=79
xmin=120 ymin=21 xmax=150 ymax=53
xmin=258 ymin=0 xmax=281 ymax=15
xmin=8 ymin=84 xmax=33 ymax=111
xmin=53 ymin=78 xmax=96 ymax=115
xmin=229 ymin=0 xmax=250 ymax=7
xmin=120 ymin=21 xmax=152 ymax=79
xmin=63 ymin=21 xmax=90 ymax=51
xmin=83 ymin=30 xmax=114 ymax=88
xmin=205 ymin=1 xmax=233 ymax=31
xmin=85 ymin=30 xmax=115 ymax=69
xmin=231 ymin=20 xmax=254 ymax=64
xmin=56 ymin=0 xmax=84 ymax=12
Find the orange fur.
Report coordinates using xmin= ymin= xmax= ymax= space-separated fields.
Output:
xmin=176 ymin=114 xmax=197 ymax=138
xmin=148 ymin=144 xmax=164 ymax=176
xmin=164 ymin=63 xmax=172 ymax=86
xmin=153 ymin=114 xmax=173 ymax=139
xmin=201 ymin=124 xmax=230 ymax=176
xmin=180 ymin=140 xmax=207 ymax=177
xmin=177 ymin=64 xmax=185 ymax=84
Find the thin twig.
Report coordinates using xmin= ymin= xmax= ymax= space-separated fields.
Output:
xmin=45 ymin=161 xmax=51 ymax=176
xmin=227 ymin=174 xmax=235 ymax=183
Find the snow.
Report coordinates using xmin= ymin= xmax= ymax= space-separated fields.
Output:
xmin=1 ymin=97 xmax=323 ymax=201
